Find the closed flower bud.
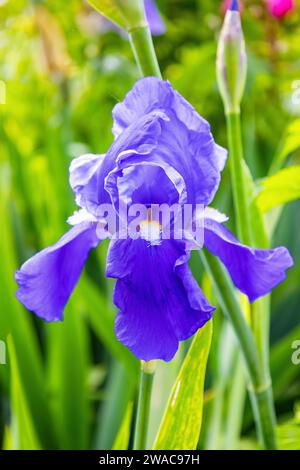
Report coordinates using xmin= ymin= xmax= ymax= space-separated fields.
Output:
xmin=217 ymin=0 xmax=247 ymax=114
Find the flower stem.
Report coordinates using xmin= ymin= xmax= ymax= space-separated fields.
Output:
xmin=200 ymin=248 xmax=276 ymax=449
xmin=133 ymin=361 xmax=155 ymax=450
xmin=226 ymin=112 xmax=252 ymax=245
xmin=129 ymin=25 xmax=162 ymax=78
xmin=200 ymin=251 xmax=261 ymax=384
xmin=225 ymin=110 xmax=277 ymax=449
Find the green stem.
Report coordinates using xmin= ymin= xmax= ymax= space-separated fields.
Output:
xmin=224 ymin=356 xmax=246 ymax=449
xmin=129 ymin=25 xmax=162 ymax=78
xmin=225 ymin=111 xmax=277 ymax=449
xmin=200 ymin=250 xmax=276 ymax=449
xmin=249 ymin=385 xmax=277 ymax=450
xmin=226 ymin=112 xmax=252 ymax=245
xmin=133 ymin=361 xmax=155 ymax=450
xmin=200 ymin=251 xmax=261 ymax=386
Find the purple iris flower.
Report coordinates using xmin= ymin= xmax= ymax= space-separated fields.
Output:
xmin=15 ymin=77 xmax=293 ymax=362
xmin=144 ymin=0 xmax=166 ymax=36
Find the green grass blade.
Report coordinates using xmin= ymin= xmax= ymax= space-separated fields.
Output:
xmin=93 ymin=361 xmax=137 ymax=450
xmin=256 ymin=166 xmax=300 ymax=213
xmin=0 ymin=173 xmax=56 ymax=448
xmin=7 ymin=336 xmax=41 ymax=450
xmin=270 ymin=118 xmax=300 ymax=174
xmin=46 ymin=303 xmax=90 ymax=449
xmin=153 ymin=320 xmax=213 ymax=450
xmin=112 ymin=401 xmax=134 ymax=450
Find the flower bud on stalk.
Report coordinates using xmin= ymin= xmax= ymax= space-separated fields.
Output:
xmin=86 ymin=0 xmax=147 ymax=32
xmin=85 ymin=0 xmax=161 ymax=77
xmin=217 ymin=0 xmax=247 ymax=114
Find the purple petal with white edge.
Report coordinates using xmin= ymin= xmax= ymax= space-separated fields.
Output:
xmin=96 ymin=110 xmax=166 ymax=208
xmin=203 ymin=218 xmax=293 ymax=302
xmin=106 ymin=237 xmax=215 ymax=361
xmin=145 ymin=0 xmax=166 ymax=36
xmin=78 ymin=79 xmax=226 ymax=212
xmin=105 ymin=152 xmax=187 ymax=213
xmin=15 ymin=222 xmax=100 ymax=322
xmin=105 ymin=111 xmax=220 ymax=207
xmin=69 ymin=153 xmax=105 ymax=216
xmin=111 ymin=77 xmax=227 ymax=206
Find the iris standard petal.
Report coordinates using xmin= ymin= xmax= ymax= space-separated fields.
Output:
xmin=77 ymin=79 xmax=226 ymax=212
xmin=104 ymin=114 xmax=219 ymax=209
xmin=15 ymin=222 xmax=100 ymax=321
xmin=96 ymin=110 xmax=166 ymax=208
xmin=112 ymin=76 xmax=210 ymax=138
xmin=105 ymin=152 xmax=187 ymax=212
xmin=203 ymin=218 xmax=293 ymax=302
xmin=106 ymin=237 xmax=215 ymax=361
xmin=69 ymin=153 xmax=105 ymax=215
xmin=111 ymin=77 xmax=227 ymax=206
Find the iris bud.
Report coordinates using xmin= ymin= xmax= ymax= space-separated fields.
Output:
xmin=86 ymin=0 xmax=147 ymax=32
xmin=217 ymin=0 xmax=247 ymax=114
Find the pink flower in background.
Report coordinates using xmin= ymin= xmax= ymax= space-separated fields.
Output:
xmin=267 ymin=0 xmax=295 ymax=18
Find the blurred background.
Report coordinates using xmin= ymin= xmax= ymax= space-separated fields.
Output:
xmin=0 ymin=0 xmax=299 ymax=450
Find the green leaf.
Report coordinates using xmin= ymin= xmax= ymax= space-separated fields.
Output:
xmin=2 ymin=426 xmax=13 ymax=450
xmin=46 ymin=303 xmax=91 ymax=450
xmin=271 ymin=323 xmax=300 ymax=398
xmin=270 ymin=119 xmax=300 ymax=173
xmin=86 ymin=0 xmax=146 ymax=31
xmin=277 ymin=408 xmax=300 ymax=451
xmin=147 ymin=348 xmax=183 ymax=448
xmin=153 ymin=320 xmax=213 ymax=450
xmin=87 ymin=0 xmax=126 ymax=29
xmin=93 ymin=361 xmax=136 ymax=450
xmin=0 ymin=171 xmax=56 ymax=448
xmin=112 ymin=401 xmax=134 ymax=450
xmin=7 ymin=336 xmax=41 ymax=450
xmin=256 ymin=166 xmax=300 ymax=213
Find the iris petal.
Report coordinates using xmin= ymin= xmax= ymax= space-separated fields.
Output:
xmin=106 ymin=237 xmax=215 ymax=361
xmin=15 ymin=222 xmax=100 ymax=321
xmin=69 ymin=153 xmax=105 ymax=215
xmin=72 ymin=79 xmax=227 ymax=212
xmin=111 ymin=77 xmax=227 ymax=206
xmin=144 ymin=0 xmax=166 ymax=36
xmin=112 ymin=77 xmax=210 ymax=138
xmin=203 ymin=218 xmax=293 ymax=302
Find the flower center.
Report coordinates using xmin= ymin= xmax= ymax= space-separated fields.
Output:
xmin=139 ymin=220 xmax=161 ymax=243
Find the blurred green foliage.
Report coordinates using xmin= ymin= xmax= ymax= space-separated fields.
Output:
xmin=0 ymin=0 xmax=300 ymax=450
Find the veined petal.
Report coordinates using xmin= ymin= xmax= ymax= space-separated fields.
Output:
xmin=96 ymin=110 xmax=166 ymax=208
xmin=75 ymin=80 xmax=227 ymax=213
xmin=105 ymin=152 xmax=187 ymax=213
xmin=69 ymin=153 xmax=105 ymax=215
xmin=112 ymin=77 xmax=210 ymax=138
xmin=106 ymin=237 xmax=215 ymax=361
xmin=67 ymin=208 xmax=98 ymax=225
xmin=15 ymin=222 xmax=100 ymax=321
xmin=111 ymin=77 xmax=227 ymax=206
xmin=203 ymin=218 xmax=293 ymax=302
